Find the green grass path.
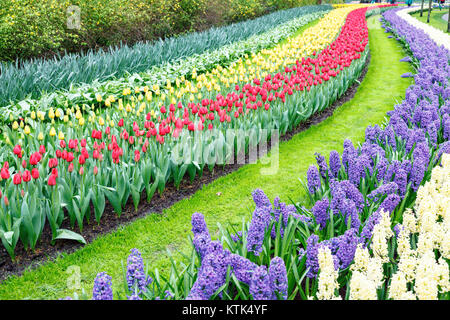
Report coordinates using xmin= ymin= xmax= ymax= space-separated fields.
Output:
xmin=0 ymin=15 xmax=413 ymax=300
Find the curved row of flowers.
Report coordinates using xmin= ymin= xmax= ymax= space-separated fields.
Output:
xmin=0 ymin=5 xmax=333 ymax=111
xmin=73 ymin=6 xmax=449 ymax=300
xmin=0 ymin=5 xmax=380 ymax=259
xmin=4 ymin=5 xmax=365 ymax=131
xmin=396 ymin=6 xmax=450 ymax=51
xmin=0 ymin=6 xmax=333 ymax=124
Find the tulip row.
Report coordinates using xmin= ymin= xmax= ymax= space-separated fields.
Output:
xmin=3 ymin=5 xmax=362 ymax=133
xmin=0 ymin=6 xmax=376 ymax=259
xmin=69 ymin=4 xmax=450 ymax=300
xmin=0 ymin=6 xmax=331 ymax=124
xmin=0 ymin=5 xmax=332 ymax=107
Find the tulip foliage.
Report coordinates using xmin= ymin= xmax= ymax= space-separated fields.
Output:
xmin=0 ymin=5 xmax=388 ymax=260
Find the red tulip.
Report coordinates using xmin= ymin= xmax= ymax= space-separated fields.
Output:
xmin=1 ymin=168 xmax=10 ymax=180
xmin=93 ymin=166 xmax=98 ymax=175
xmin=79 ymin=166 xmax=84 ymax=175
xmin=68 ymin=162 xmax=74 ymax=173
xmin=13 ymin=144 xmax=22 ymax=157
xmin=22 ymin=170 xmax=31 ymax=182
xmin=39 ymin=145 xmax=46 ymax=154
xmin=48 ymin=174 xmax=56 ymax=186
xmin=118 ymin=118 xmax=124 ymax=127
xmin=49 ymin=158 xmax=58 ymax=168
xmin=31 ymin=168 xmax=39 ymax=179
xmin=52 ymin=168 xmax=58 ymax=178
xmin=13 ymin=173 xmax=22 ymax=185
xmin=60 ymin=140 xmax=66 ymax=149
xmin=22 ymin=160 xmax=27 ymax=169
xmin=78 ymin=155 xmax=86 ymax=165
xmin=4 ymin=196 xmax=9 ymax=206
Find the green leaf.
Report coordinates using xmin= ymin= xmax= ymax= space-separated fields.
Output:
xmin=53 ymin=229 xmax=86 ymax=244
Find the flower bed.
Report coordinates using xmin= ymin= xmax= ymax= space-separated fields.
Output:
xmin=0 ymin=6 xmax=378 ymax=260
xmin=0 ymin=5 xmax=332 ymax=121
xmin=68 ymin=4 xmax=450 ymax=300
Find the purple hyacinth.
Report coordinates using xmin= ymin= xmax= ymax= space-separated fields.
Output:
xmin=379 ymin=193 xmax=401 ymax=214
xmin=247 ymin=205 xmax=272 ymax=256
xmin=342 ymin=139 xmax=356 ymax=169
xmin=365 ymin=125 xmax=381 ymax=144
xmin=307 ymin=165 xmax=321 ymax=194
xmin=229 ymin=254 xmax=257 ymax=285
xmin=312 ymin=197 xmax=329 ymax=230
xmin=315 ymin=152 xmax=328 ymax=179
xmin=126 ymin=248 xmax=152 ymax=294
xmin=305 ymin=234 xmax=320 ymax=278
xmin=339 ymin=180 xmax=365 ymax=211
xmin=341 ymin=199 xmax=361 ymax=230
xmin=271 ymin=197 xmax=304 ymax=239
xmin=252 ymin=188 xmax=272 ymax=208
xmin=269 ymin=257 xmax=288 ymax=300
xmin=359 ymin=211 xmax=382 ymax=246
xmin=410 ymin=158 xmax=427 ymax=191
xmin=193 ymin=232 xmax=211 ymax=260
xmin=188 ymin=241 xmax=230 ymax=300
xmin=249 ymin=266 xmax=274 ymax=300
xmin=191 ymin=212 xmax=209 ymax=235
xmin=328 ymin=150 xmax=341 ymax=178
xmin=367 ymin=182 xmax=399 ymax=203
xmin=394 ymin=169 xmax=408 ymax=196
xmin=92 ymin=272 xmax=113 ymax=300
xmin=336 ymin=228 xmax=358 ymax=269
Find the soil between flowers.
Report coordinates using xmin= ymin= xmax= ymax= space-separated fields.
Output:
xmin=0 ymin=53 xmax=371 ymax=282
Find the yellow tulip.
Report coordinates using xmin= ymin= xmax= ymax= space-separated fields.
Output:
xmin=49 ymin=127 xmax=56 ymax=136
xmin=24 ymin=125 xmax=31 ymax=135
xmin=38 ymin=132 xmax=44 ymax=140
xmin=12 ymin=121 xmax=19 ymax=130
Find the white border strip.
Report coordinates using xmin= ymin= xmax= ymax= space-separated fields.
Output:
xmin=395 ymin=6 xmax=450 ymax=51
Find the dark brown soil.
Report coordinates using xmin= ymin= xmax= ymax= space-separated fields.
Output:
xmin=0 ymin=53 xmax=371 ymax=282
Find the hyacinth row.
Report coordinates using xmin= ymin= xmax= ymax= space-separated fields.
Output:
xmin=0 ymin=5 xmax=333 ymax=122
xmin=73 ymin=5 xmax=450 ymax=300
xmin=0 ymin=5 xmax=382 ymax=259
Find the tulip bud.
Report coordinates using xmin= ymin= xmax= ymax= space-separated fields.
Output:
xmin=4 ymin=196 xmax=9 ymax=206
xmin=79 ymin=166 xmax=84 ymax=175
xmin=93 ymin=166 xmax=98 ymax=175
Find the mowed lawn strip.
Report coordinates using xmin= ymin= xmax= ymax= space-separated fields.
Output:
xmin=0 ymin=15 xmax=413 ymax=300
